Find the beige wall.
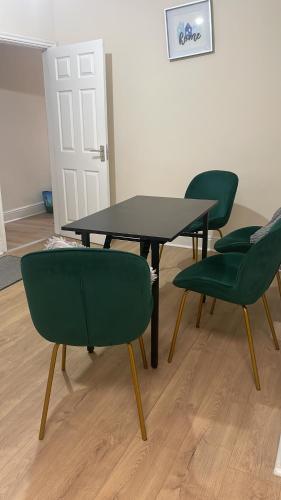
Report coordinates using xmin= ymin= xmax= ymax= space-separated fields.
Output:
xmin=54 ymin=0 xmax=281 ymax=230
xmin=0 ymin=0 xmax=54 ymax=40
xmin=0 ymin=44 xmax=51 ymax=213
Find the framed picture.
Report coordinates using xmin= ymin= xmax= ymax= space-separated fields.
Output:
xmin=164 ymin=0 xmax=214 ymax=61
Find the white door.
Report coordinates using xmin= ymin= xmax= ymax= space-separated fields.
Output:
xmin=0 ymin=187 xmax=7 ymax=255
xmin=43 ymin=40 xmax=110 ymax=244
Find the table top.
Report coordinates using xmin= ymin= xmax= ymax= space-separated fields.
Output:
xmin=62 ymin=196 xmax=217 ymax=242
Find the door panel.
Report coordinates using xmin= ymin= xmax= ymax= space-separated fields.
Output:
xmin=43 ymin=40 xmax=110 ymax=244
xmin=80 ymin=89 xmax=98 ymax=151
xmin=57 ymin=91 xmax=75 ymax=151
xmin=78 ymin=52 xmax=95 ymax=77
xmin=63 ymin=169 xmax=79 ymax=223
xmin=84 ymin=171 xmax=100 ymax=215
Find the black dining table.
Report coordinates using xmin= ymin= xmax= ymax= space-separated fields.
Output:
xmin=62 ymin=195 xmax=217 ymax=368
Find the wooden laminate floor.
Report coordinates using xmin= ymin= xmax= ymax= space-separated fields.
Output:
xmin=1 ymin=240 xmax=281 ymax=499
xmin=5 ymin=213 xmax=54 ymax=250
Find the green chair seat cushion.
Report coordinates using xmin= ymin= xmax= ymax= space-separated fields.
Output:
xmin=174 ymin=253 xmax=245 ymax=304
xmin=214 ymin=226 xmax=261 ymax=253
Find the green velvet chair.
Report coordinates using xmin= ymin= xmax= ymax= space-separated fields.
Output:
xmin=159 ymin=170 xmax=239 ymax=261
xmin=214 ymin=225 xmax=281 ymax=309
xmin=214 ymin=226 xmax=261 ymax=254
xmin=168 ymin=218 xmax=281 ymax=391
xmin=21 ymin=248 xmax=153 ymax=441
xmin=182 ymin=170 xmax=239 ymax=260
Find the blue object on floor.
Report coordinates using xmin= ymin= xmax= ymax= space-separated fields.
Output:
xmin=42 ymin=191 xmax=53 ymax=213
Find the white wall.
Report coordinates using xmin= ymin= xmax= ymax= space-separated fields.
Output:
xmin=53 ymin=0 xmax=281 ymax=231
xmin=0 ymin=44 xmax=51 ymax=216
xmin=0 ymin=0 xmax=54 ymax=40
xmin=0 ymin=189 xmax=7 ymax=253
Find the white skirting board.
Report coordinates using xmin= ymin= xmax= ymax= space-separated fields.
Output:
xmin=6 ymin=238 xmax=47 ymax=253
xmin=4 ymin=202 xmax=45 ymax=223
xmin=274 ymin=436 xmax=281 ymax=477
xmin=166 ymin=234 xmax=219 ymax=252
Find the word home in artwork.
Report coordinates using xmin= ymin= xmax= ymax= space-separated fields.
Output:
xmin=177 ymin=21 xmax=202 ymax=45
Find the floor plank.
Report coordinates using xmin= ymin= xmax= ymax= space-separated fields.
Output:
xmin=5 ymin=213 xmax=54 ymax=250
xmin=0 ymin=240 xmax=281 ymax=499
xmin=218 ymin=468 xmax=280 ymax=500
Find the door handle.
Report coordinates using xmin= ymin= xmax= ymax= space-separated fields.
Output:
xmin=89 ymin=145 xmax=105 ymax=162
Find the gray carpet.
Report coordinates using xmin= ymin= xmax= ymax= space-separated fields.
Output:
xmin=0 ymin=256 xmax=22 ymax=291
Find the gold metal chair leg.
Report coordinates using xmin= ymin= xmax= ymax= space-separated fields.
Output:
xmin=196 ymin=294 xmax=204 ymax=328
xmin=168 ymin=291 xmax=189 ymax=363
xmin=62 ymin=344 xmax=67 ymax=371
xmin=277 ymin=272 xmax=281 ymax=299
xmin=127 ymin=343 xmax=147 ymax=441
xmin=242 ymin=306 xmax=261 ymax=391
xmin=210 ymin=298 xmax=216 ymax=315
xmin=262 ymin=294 xmax=280 ymax=350
xmin=217 ymin=229 xmax=223 ymax=238
xmin=39 ymin=343 xmax=60 ymax=440
xmin=192 ymin=237 xmax=195 ymax=260
xmin=138 ymin=336 xmax=148 ymax=369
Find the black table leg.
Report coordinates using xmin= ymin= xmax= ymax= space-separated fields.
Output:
xmin=140 ymin=240 xmax=150 ymax=259
xmin=150 ymin=241 xmax=160 ymax=368
xmin=81 ymin=232 xmax=90 ymax=248
xmin=104 ymin=236 xmax=112 ymax=249
xmin=80 ymin=232 xmax=94 ymax=353
xmin=202 ymin=213 xmax=209 ymax=260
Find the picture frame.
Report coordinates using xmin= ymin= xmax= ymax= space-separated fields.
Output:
xmin=164 ymin=0 xmax=214 ymax=61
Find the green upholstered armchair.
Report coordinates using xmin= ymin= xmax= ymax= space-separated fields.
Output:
xmin=168 ymin=218 xmax=281 ymax=391
xmin=21 ymin=248 xmax=153 ymax=441
xmin=160 ymin=170 xmax=239 ymax=261
xmin=214 ymin=226 xmax=261 ymax=254
xmin=185 ymin=170 xmax=238 ymax=260
xmin=214 ymin=225 xmax=281 ymax=306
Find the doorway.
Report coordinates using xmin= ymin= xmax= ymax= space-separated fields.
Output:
xmin=0 ymin=35 xmax=110 ymax=255
xmin=0 ymin=41 xmax=55 ymax=253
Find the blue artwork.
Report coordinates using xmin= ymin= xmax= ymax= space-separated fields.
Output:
xmin=165 ymin=0 xmax=213 ymax=60
xmin=177 ymin=21 xmax=185 ymax=36
xmin=178 ymin=21 xmax=202 ymax=46
xmin=185 ymin=23 xmax=193 ymax=36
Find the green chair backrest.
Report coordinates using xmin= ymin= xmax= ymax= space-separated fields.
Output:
xmin=235 ymin=218 xmax=281 ymax=304
xmin=21 ymin=248 xmax=153 ymax=347
xmin=185 ymin=170 xmax=239 ymax=226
